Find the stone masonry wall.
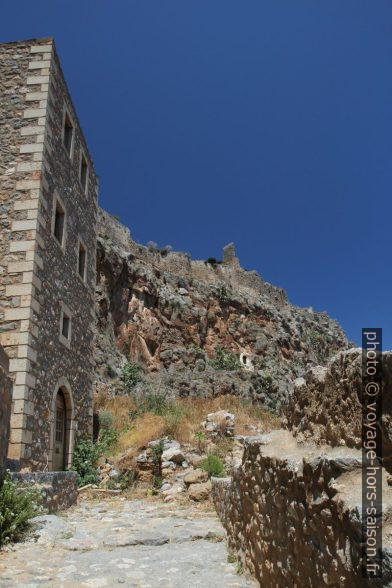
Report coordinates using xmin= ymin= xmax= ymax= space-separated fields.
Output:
xmin=0 ymin=345 xmax=12 ymax=479
xmin=0 ymin=38 xmax=98 ymax=469
xmin=212 ymin=430 xmax=392 ymax=587
xmin=283 ymin=348 xmax=392 ymax=473
xmin=11 ymin=471 xmax=78 ymax=512
xmin=0 ymin=38 xmax=47 ymax=463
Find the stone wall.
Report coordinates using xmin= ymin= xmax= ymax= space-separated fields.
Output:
xmin=283 ymin=348 xmax=392 ymax=473
xmin=0 ymin=345 xmax=12 ymax=479
xmin=11 ymin=471 xmax=78 ymax=512
xmin=212 ymin=430 xmax=392 ymax=587
xmin=0 ymin=38 xmax=97 ymax=470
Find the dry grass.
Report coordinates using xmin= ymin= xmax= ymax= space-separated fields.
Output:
xmin=94 ymin=393 xmax=281 ymax=463
xmin=117 ymin=413 xmax=165 ymax=453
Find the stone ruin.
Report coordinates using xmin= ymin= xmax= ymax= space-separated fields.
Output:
xmin=222 ymin=242 xmax=240 ymax=267
xmin=212 ymin=349 xmax=392 ymax=586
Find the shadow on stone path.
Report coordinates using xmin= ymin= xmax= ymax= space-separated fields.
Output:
xmin=0 ymin=497 xmax=256 ymax=587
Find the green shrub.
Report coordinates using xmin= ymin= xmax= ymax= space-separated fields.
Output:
xmin=201 ymin=454 xmax=225 ymax=478
xmin=153 ymin=475 xmax=163 ymax=490
xmin=121 ymin=361 xmax=142 ymax=390
xmin=0 ymin=472 xmax=42 ymax=548
xmin=209 ymin=347 xmax=242 ymax=371
xmin=72 ymin=438 xmax=102 ymax=486
xmin=106 ymin=469 xmax=137 ymax=491
xmin=151 ymin=440 xmax=164 ymax=483
xmin=98 ymin=410 xmax=114 ymax=430
xmin=130 ymin=388 xmax=183 ymax=419
xmin=98 ymin=427 xmax=119 ymax=454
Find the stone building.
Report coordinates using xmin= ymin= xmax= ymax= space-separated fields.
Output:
xmin=0 ymin=38 xmax=98 ymax=471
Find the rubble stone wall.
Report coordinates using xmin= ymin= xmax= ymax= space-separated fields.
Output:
xmin=212 ymin=430 xmax=392 ymax=587
xmin=11 ymin=471 xmax=78 ymax=512
xmin=283 ymin=349 xmax=392 ymax=473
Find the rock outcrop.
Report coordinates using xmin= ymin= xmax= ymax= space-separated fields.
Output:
xmin=95 ymin=210 xmax=348 ymax=410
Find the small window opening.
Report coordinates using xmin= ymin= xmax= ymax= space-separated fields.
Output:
xmin=61 ymin=313 xmax=70 ymax=339
xmin=54 ymin=201 xmax=65 ymax=246
xmin=242 ymin=355 xmax=247 ymax=365
xmin=80 ymin=154 xmax=88 ymax=192
xmin=78 ymin=242 xmax=87 ymax=281
xmin=63 ymin=112 xmax=73 ymax=156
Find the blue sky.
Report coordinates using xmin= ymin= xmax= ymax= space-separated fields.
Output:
xmin=1 ymin=1 xmax=391 ymax=348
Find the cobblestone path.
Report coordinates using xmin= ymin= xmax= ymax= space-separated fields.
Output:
xmin=0 ymin=497 xmax=256 ymax=587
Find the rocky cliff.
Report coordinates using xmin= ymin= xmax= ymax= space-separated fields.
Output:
xmin=94 ymin=210 xmax=349 ymax=410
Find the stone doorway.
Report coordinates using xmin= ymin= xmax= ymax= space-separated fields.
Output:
xmin=53 ymin=390 xmax=66 ymax=470
xmin=50 ymin=380 xmax=75 ymax=472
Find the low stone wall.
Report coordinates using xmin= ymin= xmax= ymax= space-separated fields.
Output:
xmin=0 ymin=345 xmax=12 ymax=480
xmin=212 ymin=430 xmax=392 ymax=587
xmin=11 ymin=471 xmax=78 ymax=513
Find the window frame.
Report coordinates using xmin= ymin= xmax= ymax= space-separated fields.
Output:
xmin=59 ymin=303 xmax=72 ymax=349
xmin=79 ymin=150 xmax=89 ymax=195
xmin=51 ymin=192 xmax=67 ymax=252
xmin=76 ymin=237 xmax=88 ymax=284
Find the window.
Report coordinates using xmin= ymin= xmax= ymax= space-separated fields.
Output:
xmin=77 ymin=241 xmax=87 ymax=281
xmin=53 ymin=200 xmax=65 ymax=246
xmin=63 ymin=111 xmax=74 ymax=157
xmin=59 ymin=304 xmax=72 ymax=347
xmin=80 ymin=153 xmax=88 ymax=193
xmin=61 ymin=313 xmax=70 ymax=339
xmin=242 ymin=355 xmax=247 ymax=365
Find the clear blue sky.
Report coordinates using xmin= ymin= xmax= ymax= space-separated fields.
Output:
xmin=1 ymin=1 xmax=391 ymax=348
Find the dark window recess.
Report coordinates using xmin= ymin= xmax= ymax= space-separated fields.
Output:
xmin=61 ymin=313 xmax=70 ymax=339
xmin=63 ymin=113 xmax=73 ymax=156
xmin=54 ymin=202 xmax=65 ymax=245
xmin=242 ymin=355 xmax=247 ymax=365
xmin=78 ymin=242 xmax=86 ymax=280
xmin=80 ymin=154 xmax=88 ymax=192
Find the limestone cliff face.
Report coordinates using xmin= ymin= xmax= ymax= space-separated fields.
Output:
xmin=95 ymin=210 xmax=349 ymax=410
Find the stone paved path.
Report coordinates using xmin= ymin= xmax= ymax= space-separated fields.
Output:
xmin=0 ymin=497 xmax=256 ymax=587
